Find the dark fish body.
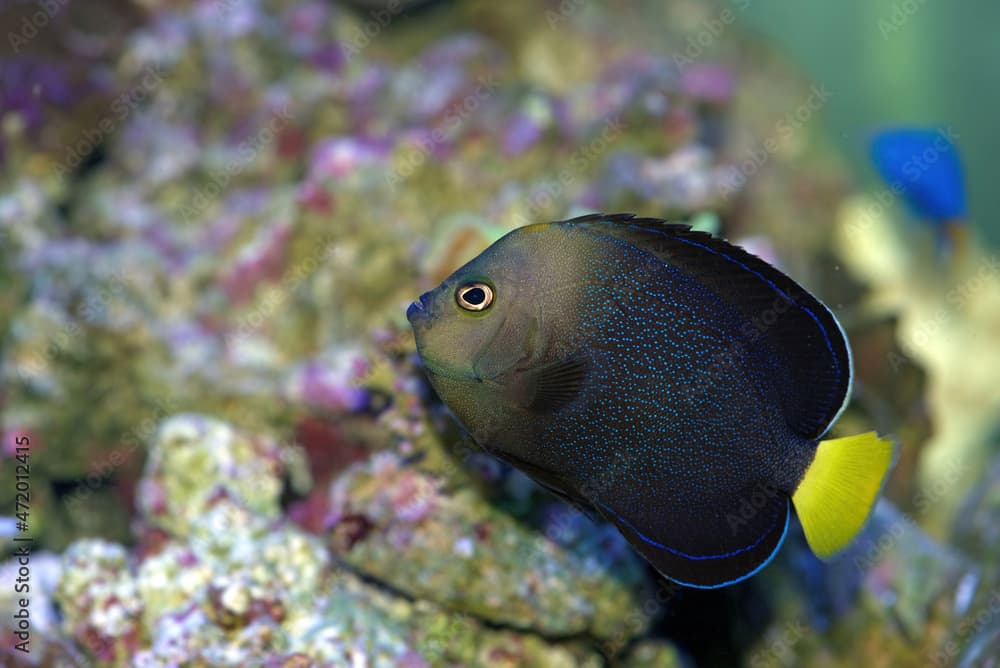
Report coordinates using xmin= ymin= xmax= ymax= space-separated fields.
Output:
xmin=408 ymin=214 xmax=893 ymax=588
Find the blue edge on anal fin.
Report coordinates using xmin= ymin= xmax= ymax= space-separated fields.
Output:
xmin=596 ymin=499 xmax=791 ymax=589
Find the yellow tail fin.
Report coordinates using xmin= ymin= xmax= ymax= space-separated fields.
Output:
xmin=791 ymin=432 xmax=895 ymax=558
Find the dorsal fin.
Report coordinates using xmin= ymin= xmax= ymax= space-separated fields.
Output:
xmin=562 ymin=213 xmax=852 ymax=439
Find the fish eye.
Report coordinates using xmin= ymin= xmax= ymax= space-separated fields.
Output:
xmin=456 ymin=282 xmax=494 ymax=312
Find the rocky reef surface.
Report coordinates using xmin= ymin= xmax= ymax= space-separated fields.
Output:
xmin=1 ymin=0 xmax=999 ymax=666
xmin=26 ymin=414 xmax=644 ymax=666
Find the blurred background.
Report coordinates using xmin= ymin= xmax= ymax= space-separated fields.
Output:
xmin=736 ymin=0 xmax=1000 ymax=248
xmin=1 ymin=1 xmax=998 ymax=666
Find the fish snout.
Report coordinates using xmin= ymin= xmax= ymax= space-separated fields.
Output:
xmin=406 ymin=291 xmax=433 ymax=324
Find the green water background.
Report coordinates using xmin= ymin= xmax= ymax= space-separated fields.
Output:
xmin=730 ymin=0 xmax=999 ymax=246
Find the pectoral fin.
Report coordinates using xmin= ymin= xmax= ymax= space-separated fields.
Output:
xmin=517 ymin=356 xmax=589 ymax=412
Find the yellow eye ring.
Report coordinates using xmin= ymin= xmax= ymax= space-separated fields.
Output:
xmin=456 ymin=282 xmax=494 ymax=311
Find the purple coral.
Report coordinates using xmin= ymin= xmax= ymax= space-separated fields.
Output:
xmin=681 ymin=64 xmax=736 ymax=104
xmin=309 ymin=135 xmax=393 ymax=181
xmin=502 ymin=111 xmax=544 ymax=156
xmin=285 ymin=349 xmax=371 ymax=413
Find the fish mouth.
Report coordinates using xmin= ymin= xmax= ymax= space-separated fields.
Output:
xmin=417 ymin=356 xmax=480 ymax=383
xmin=406 ymin=292 xmax=432 ymax=323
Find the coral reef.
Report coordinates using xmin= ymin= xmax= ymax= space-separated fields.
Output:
xmin=327 ymin=451 xmax=650 ymax=639
xmin=7 ymin=415 xmax=631 ymax=665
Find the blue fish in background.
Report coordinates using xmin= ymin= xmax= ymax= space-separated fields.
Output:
xmin=869 ymin=127 xmax=967 ymax=254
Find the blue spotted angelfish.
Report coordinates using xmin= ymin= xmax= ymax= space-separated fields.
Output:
xmin=870 ymin=127 xmax=967 ymax=253
xmin=407 ymin=213 xmax=894 ymax=588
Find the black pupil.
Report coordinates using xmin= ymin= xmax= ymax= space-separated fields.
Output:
xmin=464 ymin=287 xmax=486 ymax=305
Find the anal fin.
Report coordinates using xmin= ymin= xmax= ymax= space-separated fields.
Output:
xmin=495 ymin=450 xmax=598 ymax=519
